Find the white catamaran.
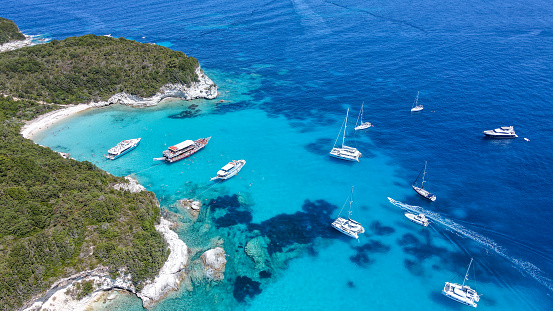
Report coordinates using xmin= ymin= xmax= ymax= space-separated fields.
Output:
xmin=354 ymin=102 xmax=373 ymax=130
xmin=330 ymin=108 xmax=362 ymax=161
xmin=411 ymin=91 xmax=423 ymax=112
xmin=331 ymin=187 xmax=365 ymax=239
xmin=442 ymin=258 xmax=481 ymax=308
xmin=412 ymin=161 xmax=436 ymax=201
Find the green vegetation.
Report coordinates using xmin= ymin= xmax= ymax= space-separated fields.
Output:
xmin=0 ymin=34 xmax=200 ymax=104
xmin=0 ymin=95 xmax=169 ymax=310
xmin=0 ymin=18 xmax=25 ymax=45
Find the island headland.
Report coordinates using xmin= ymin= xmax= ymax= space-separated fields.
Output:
xmin=0 ymin=22 xmax=221 ymax=310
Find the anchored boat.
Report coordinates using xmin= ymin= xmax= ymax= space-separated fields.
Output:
xmin=331 ymin=187 xmax=365 ymax=239
xmin=354 ymin=102 xmax=373 ymax=130
xmin=154 ymin=137 xmax=210 ymax=163
xmin=105 ymin=138 xmax=141 ymax=160
xmin=412 ymin=161 xmax=436 ymax=201
xmin=482 ymin=126 xmax=517 ymax=138
xmin=410 ymin=91 xmax=423 ymax=112
xmin=210 ymin=160 xmax=246 ymax=181
xmin=442 ymin=258 xmax=481 ymax=308
xmin=330 ymin=108 xmax=362 ymax=161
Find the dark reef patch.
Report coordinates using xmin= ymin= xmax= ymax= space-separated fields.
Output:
xmin=347 ymin=280 xmax=355 ymax=288
xmin=349 ymin=239 xmax=391 ymax=267
xmin=248 ymin=199 xmax=337 ymax=255
xmin=404 ymin=258 xmax=425 ymax=277
xmin=259 ymin=270 xmax=272 ymax=279
xmin=304 ymin=138 xmax=332 ymax=155
xmin=369 ymin=221 xmax=395 ymax=236
xmin=213 ymin=100 xmax=252 ymax=115
xmin=168 ymin=104 xmax=201 ymax=119
xmin=208 ymin=194 xmax=252 ymax=228
xmin=233 ymin=276 xmax=262 ymax=303
xmin=208 ymin=194 xmax=241 ymax=210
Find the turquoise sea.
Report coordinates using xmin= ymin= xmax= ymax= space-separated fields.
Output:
xmin=4 ymin=0 xmax=553 ymax=309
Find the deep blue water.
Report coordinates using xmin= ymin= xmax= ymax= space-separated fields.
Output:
xmin=3 ymin=0 xmax=553 ymax=309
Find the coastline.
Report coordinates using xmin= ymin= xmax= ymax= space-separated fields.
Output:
xmin=0 ymin=35 xmax=36 ymax=53
xmin=20 ymin=66 xmax=217 ymax=139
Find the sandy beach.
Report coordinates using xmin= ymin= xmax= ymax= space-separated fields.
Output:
xmin=20 ymin=103 xmax=94 ymax=139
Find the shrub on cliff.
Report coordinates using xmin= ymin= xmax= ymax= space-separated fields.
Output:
xmin=0 ymin=18 xmax=26 ymax=45
xmin=0 ymin=96 xmax=169 ymax=310
xmin=0 ymin=34 xmax=200 ymax=105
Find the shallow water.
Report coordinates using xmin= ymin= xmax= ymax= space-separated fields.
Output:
xmin=6 ymin=0 xmax=553 ymax=309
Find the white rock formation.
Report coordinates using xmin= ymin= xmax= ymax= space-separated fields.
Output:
xmin=0 ymin=35 xmax=35 ymax=53
xmin=201 ymin=247 xmax=227 ymax=281
xmin=138 ymin=218 xmax=189 ymax=308
xmin=113 ymin=176 xmax=146 ymax=193
xmin=20 ymin=66 xmax=217 ymax=139
xmin=22 ymin=266 xmax=135 ymax=311
xmin=96 ymin=67 xmax=217 ymax=107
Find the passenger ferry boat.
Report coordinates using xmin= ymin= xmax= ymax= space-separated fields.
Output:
xmin=210 ymin=160 xmax=246 ymax=181
xmin=155 ymin=137 xmax=211 ymax=163
xmin=105 ymin=138 xmax=141 ymax=160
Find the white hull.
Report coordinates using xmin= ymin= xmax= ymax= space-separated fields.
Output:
xmin=483 ymin=126 xmax=517 ymax=138
xmin=411 ymin=105 xmax=423 ymax=112
xmin=329 ymin=146 xmax=361 ymax=161
xmin=211 ymin=160 xmax=246 ymax=180
xmin=354 ymin=122 xmax=373 ymax=130
xmin=331 ymin=217 xmax=365 ymax=239
xmin=405 ymin=213 xmax=430 ymax=227
xmin=412 ymin=185 xmax=436 ymax=201
xmin=106 ymin=138 xmax=141 ymax=160
xmin=442 ymin=282 xmax=479 ymax=308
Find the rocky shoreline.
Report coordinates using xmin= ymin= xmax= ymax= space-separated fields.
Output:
xmin=21 ymin=177 xmax=226 ymax=310
xmin=0 ymin=35 xmax=36 ymax=53
xmin=20 ymin=66 xmax=217 ymax=139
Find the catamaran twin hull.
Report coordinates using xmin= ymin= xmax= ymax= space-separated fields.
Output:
xmin=329 ymin=147 xmax=362 ymax=162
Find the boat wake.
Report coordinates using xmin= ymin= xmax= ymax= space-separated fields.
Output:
xmin=387 ymin=197 xmax=553 ymax=293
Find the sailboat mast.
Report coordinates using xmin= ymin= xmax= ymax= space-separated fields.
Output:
xmin=348 ymin=186 xmax=354 ymax=218
xmin=421 ymin=161 xmax=428 ymax=188
xmin=462 ymin=258 xmax=473 ymax=286
xmin=360 ymin=102 xmax=364 ymax=123
xmin=342 ymin=108 xmax=349 ymax=148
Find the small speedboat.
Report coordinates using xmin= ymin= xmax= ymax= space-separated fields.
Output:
xmin=483 ymin=126 xmax=517 ymax=138
xmin=211 ymin=160 xmax=246 ymax=181
xmin=404 ymin=213 xmax=430 ymax=227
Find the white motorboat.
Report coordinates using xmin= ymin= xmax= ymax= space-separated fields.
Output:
xmin=105 ymin=138 xmax=141 ymax=160
xmin=442 ymin=258 xmax=481 ymax=308
xmin=404 ymin=213 xmax=430 ymax=227
xmin=412 ymin=161 xmax=436 ymax=201
xmin=410 ymin=91 xmax=423 ymax=112
xmin=482 ymin=126 xmax=517 ymax=138
xmin=331 ymin=187 xmax=365 ymax=239
xmin=330 ymin=108 xmax=362 ymax=161
xmin=354 ymin=102 xmax=373 ymax=130
xmin=210 ymin=160 xmax=246 ymax=181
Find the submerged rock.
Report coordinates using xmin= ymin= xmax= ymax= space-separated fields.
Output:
xmin=200 ymin=247 xmax=227 ymax=281
xmin=245 ymin=236 xmax=271 ymax=271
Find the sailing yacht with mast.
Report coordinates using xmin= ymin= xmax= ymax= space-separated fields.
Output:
xmin=442 ymin=258 xmax=481 ymax=308
xmin=331 ymin=187 xmax=365 ymax=239
xmin=412 ymin=161 xmax=436 ymax=201
xmin=354 ymin=102 xmax=373 ymax=130
xmin=330 ymin=108 xmax=362 ymax=161
xmin=411 ymin=91 xmax=423 ymax=112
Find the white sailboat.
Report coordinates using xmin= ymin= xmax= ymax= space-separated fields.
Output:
xmin=354 ymin=102 xmax=373 ymax=130
xmin=331 ymin=187 xmax=365 ymax=239
xmin=412 ymin=161 xmax=436 ymax=201
xmin=442 ymin=258 xmax=481 ymax=308
xmin=410 ymin=91 xmax=423 ymax=112
xmin=330 ymin=108 xmax=362 ymax=161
